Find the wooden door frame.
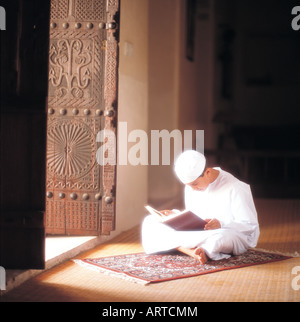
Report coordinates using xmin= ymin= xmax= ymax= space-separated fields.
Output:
xmin=45 ymin=0 xmax=119 ymax=236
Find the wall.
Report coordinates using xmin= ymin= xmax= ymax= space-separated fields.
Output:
xmin=116 ymin=0 xmax=221 ymax=229
xmin=116 ymin=0 xmax=149 ymax=231
xmin=178 ymin=0 xmax=217 ymax=151
xmin=147 ymin=0 xmax=182 ymax=205
xmin=147 ymin=0 xmax=219 ymax=205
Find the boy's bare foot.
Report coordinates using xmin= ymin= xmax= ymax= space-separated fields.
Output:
xmin=194 ymin=247 xmax=208 ymax=264
xmin=177 ymin=246 xmax=208 ymax=264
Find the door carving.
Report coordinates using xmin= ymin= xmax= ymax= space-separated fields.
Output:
xmin=45 ymin=0 xmax=119 ymax=235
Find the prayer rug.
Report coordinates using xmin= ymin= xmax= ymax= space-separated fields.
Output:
xmin=74 ymin=249 xmax=292 ymax=285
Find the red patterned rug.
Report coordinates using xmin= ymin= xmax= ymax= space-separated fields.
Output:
xmin=74 ymin=249 xmax=292 ymax=285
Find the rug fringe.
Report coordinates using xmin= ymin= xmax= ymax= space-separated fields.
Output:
xmin=73 ymin=259 xmax=150 ymax=285
xmin=253 ymin=248 xmax=300 ymax=258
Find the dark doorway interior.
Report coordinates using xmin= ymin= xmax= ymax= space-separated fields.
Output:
xmin=0 ymin=0 xmax=50 ymax=269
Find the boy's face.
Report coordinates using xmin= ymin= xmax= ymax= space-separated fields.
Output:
xmin=186 ymin=169 xmax=211 ymax=191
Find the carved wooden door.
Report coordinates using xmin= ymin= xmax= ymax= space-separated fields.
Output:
xmin=45 ymin=0 xmax=119 ymax=235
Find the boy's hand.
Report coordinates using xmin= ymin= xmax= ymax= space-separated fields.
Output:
xmin=160 ymin=210 xmax=176 ymax=216
xmin=204 ymin=218 xmax=221 ymax=230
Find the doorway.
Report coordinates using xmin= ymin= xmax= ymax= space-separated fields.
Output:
xmin=0 ymin=0 xmax=120 ymax=270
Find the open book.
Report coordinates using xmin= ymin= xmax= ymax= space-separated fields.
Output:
xmin=145 ymin=205 xmax=207 ymax=231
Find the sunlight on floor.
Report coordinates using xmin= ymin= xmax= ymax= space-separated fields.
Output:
xmin=45 ymin=236 xmax=97 ymax=261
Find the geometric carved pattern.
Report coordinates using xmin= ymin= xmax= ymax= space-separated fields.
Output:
xmin=50 ymin=0 xmax=106 ymax=21
xmin=74 ymin=0 xmax=105 ymax=21
xmin=65 ymin=201 xmax=99 ymax=232
xmin=46 ymin=200 xmax=65 ymax=231
xmin=46 ymin=0 xmax=119 ymax=236
xmin=50 ymin=0 xmax=68 ymax=20
xmin=47 ymin=120 xmax=94 ymax=179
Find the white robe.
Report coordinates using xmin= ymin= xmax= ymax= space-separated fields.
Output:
xmin=142 ymin=168 xmax=260 ymax=260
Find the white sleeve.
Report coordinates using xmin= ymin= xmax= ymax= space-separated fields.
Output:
xmin=220 ymin=182 xmax=259 ymax=239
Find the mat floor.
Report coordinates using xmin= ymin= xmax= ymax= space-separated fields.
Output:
xmin=1 ymin=198 xmax=300 ymax=302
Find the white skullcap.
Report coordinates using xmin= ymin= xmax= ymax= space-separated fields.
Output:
xmin=174 ymin=150 xmax=206 ymax=184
